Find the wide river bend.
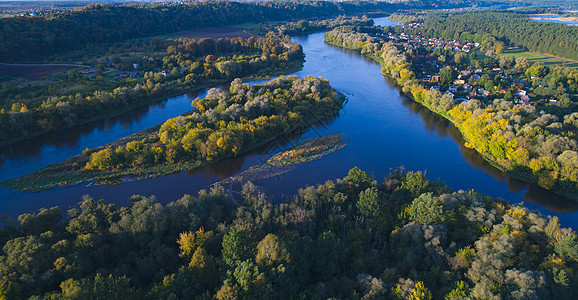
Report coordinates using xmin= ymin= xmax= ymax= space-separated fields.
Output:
xmin=1 ymin=17 xmax=577 ymax=227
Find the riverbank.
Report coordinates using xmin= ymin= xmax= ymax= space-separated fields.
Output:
xmin=0 ymin=59 xmax=304 ymax=148
xmin=2 ymin=76 xmax=345 ymax=192
xmin=325 ymin=35 xmax=578 ymax=201
xmin=267 ymin=133 xmax=347 ymax=166
xmin=214 ymin=133 xmax=348 ymax=186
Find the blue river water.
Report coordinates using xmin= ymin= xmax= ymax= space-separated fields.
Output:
xmin=1 ymin=17 xmax=576 ymax=227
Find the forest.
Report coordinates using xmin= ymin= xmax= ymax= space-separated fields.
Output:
xmin=251 ymin=15 xmax=375 ymax=40
xmin=324 ymin=25 xmax=578 ymax=197
xmin=2 ymin=75 xmax=344 ymax=191
xmin=0 ymin=167 xmax=576 ymax=299
xmin=84 ymin=75 xmax=343 ymax=171
xmin=0 ymin=36 xmax=303 ymax=146
xmin=418 ymin=11 xmax=578 ymax=61
xmin=0 ymin=1 xmax=506 ymax=62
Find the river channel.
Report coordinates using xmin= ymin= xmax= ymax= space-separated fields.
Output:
xmin=1 ymin=17 xmax=577 ymax=227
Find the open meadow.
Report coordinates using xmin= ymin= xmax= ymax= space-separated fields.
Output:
xmin=502 ymin=47 xmax=578 ymax=69
xmin=0 ymin=63 xmax=82 ymax=80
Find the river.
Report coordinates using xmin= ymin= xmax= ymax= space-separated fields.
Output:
xmin=1 ymin=17 xmax=577 ymax=227
xmin=530 ymin=14 xmax=578 ymax=25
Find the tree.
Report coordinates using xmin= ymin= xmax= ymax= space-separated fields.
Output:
xmin=66 ymin=196 xmax=116 ymax=235
xmin=233 ymin=259 xmax=260 ymax=292
xmin=444 ymin=281 xmax=471 ymax=299
xmin=408 ymin=193 xmax=444 ymax=225
xmin=222 ymin=229 xmax=255 ymax=267
xmin=189 ymin=247 xmax=218 ymax=290
xmin=401 ymin=171 xmax=431 ymax=198
xmin=515 ymin=57 xmax=530 ymax=73
xmin=255 ymin=234 xmax=289 ymax=266
xmin=357 ymin=187 xmax=383 ymax=220
xmin=177 ymin=228 xmax=210 ymax=258
xmin=18 ymin=207 xmax=62 ymax=236
xmin=439 ymin=66 xmax=456 ymax=86
xmin=409 ymin=281 xmax=432 ymax=300
xmin=454 ymin=52 xmax=467 ymax=65
xmin=215 ymin=279 xmax=239 ymax=300
xmin=0 ymin=279 xmax=14 ymax=300
xmin=346 ymin=167 xmax=373 ymax=192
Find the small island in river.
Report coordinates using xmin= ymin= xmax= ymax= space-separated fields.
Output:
xmin=214 ymin=133 xmax=348 ymax=186
xmin=267 ymin=133 xmax=347 ymax=166
xmin=2 ymin=76 xmax=345 ymax=192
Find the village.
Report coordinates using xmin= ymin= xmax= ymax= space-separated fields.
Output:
xmin=368 ymin=21 xmax=561 ymax=108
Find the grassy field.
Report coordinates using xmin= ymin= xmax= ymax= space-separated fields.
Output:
xmin=0 ymin=63 xmax=84 ymax=80
xmin=502 ymin=48 xmax=578 ymax=69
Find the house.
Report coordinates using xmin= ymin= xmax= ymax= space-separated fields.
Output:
xmin=448 ymin=85 xmax=459 ymax=93
xmin=462 ymin=45 xmax=471 ymax=52
xmin=77 ymin=67 xmax=97 ymax=74
xmin=430 ymin=86 xmax=441 ymax=91
xmin=479 ymin=89 xmax=491 ymax=97
xmin=474 ymin=69 xmax=483 ymax=74
xmin=463 ymin=83 xmax=472 ymax=92
xmin=116 ymin=71 xmax=138 ymax=78
xmin=133 ymin=63 xmax=140 ymax=69
xmin=515 ymin=96 xmax=530 ymax=105
xmin=516 ymin=89 xmax=527 ymax=96
xmin=161 ymin=70 xmax=171 ymax=77
xmin=471 ymin=74 xmax=481 ymax=81
xmin=461 ymin=70 xmax=471 ymax=76
xmin=453 ymin=80 xmax=465 ymax=85
xmin=444 ymin=91 xmax=455 ymax=100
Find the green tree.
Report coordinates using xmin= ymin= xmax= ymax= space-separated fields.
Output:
xmin=408 ymin=193 xmax=444 ymax=225
xmin=233 ymin=259 xmax=260 ymax=292
xmin=255 ymin=234 xmax=289 ymax=266
xmin=346 ymin=167 xmax=373 ymax=192
xmin=409 ymin=281 xmax=432 ymax=300
xmin=177 ymin=227 xmax=210 ymax=258
xmin=357 ymin=187 xmax=383 ymax=220
xmin=439 ymin=66 xmax=456 ymax=86
xmin=189 ymin=247 xmax=218 ymax=290
xmin=401 ymin=171 xmax=431 ymax=198
xmin=66 ymin=196 xmax=116 ymax=235
xmin=222 ymin=229 xmax=255 ymax=267
xmin=444 ymin=281 xmax=471 ymax=299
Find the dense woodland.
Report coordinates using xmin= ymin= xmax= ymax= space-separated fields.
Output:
xmin=0 ymin=36 xmax=303 ymax=146
xmin=325 ymin=26 xmax=578 ymax=196
xmin=0 ymin=1 xmax=386 ymax=62
xmin=252 ymin=15 xmax=374 ymax=40
xmin=418 ymin=11 xmax=578 ymax=60
xmin=83 ymin=75 xmax=343 ymax=172
xmin=0 ymin=0 xmax=506 ymax=62
xmin=0 ymin=168 xmax=576 ymax=299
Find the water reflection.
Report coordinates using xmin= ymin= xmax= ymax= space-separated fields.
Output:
xmin=185 ymin=111 xmax=343 ymax=181
xmin=0 ymin=89 xmax=206 ymax=181
xmin=1 ymin=19 xmax=577 ymax=228
xmin=396 ymin=79 xmax=578 ymax=213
